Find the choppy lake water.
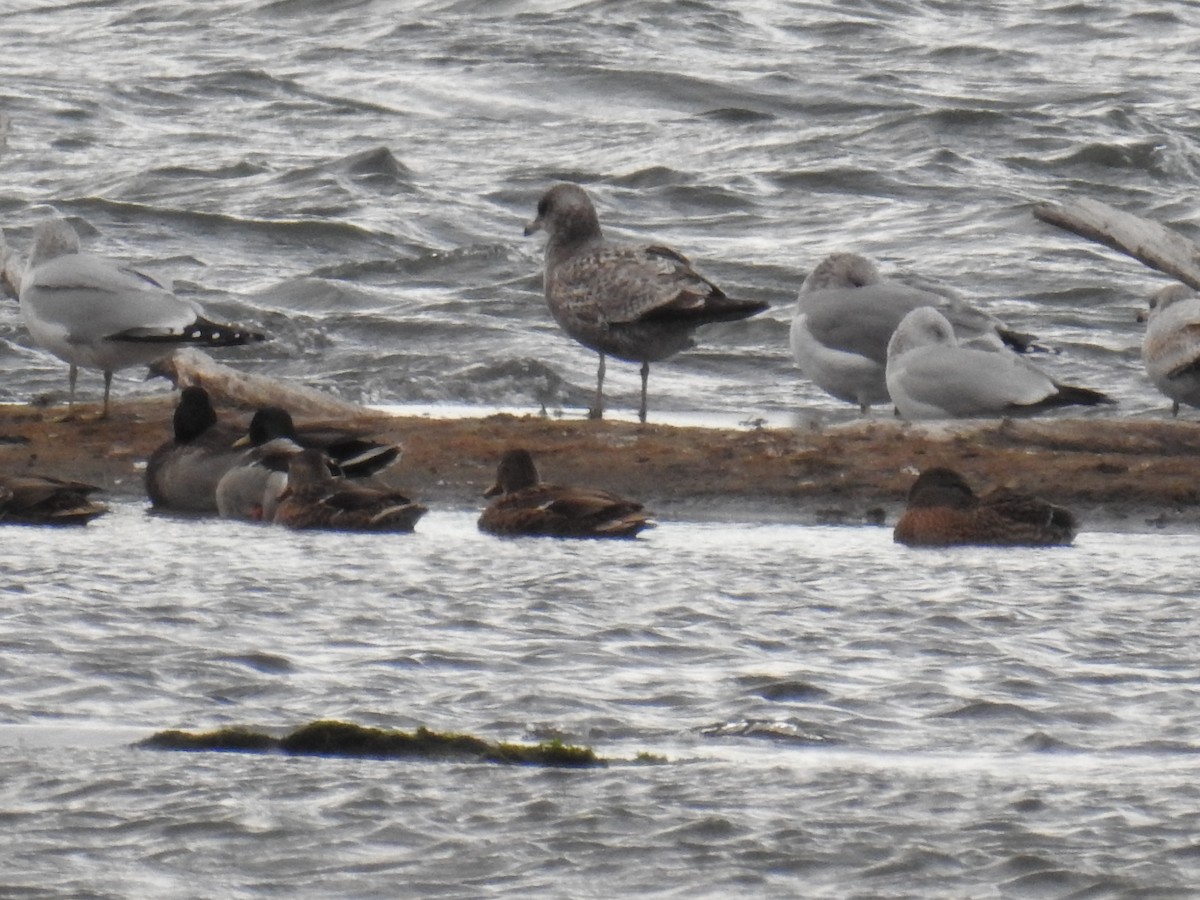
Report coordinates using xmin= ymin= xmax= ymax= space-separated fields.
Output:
xmin=3 ymin=0 xmax=1200 ymax=896
xmin=4 ymin=507 xmax=1200 ymax=897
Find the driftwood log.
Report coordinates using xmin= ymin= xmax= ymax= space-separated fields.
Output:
xmin=149 ymin=348 xmax=382 ymax=422
xmin=1033 ymin=196 xmax=1200 ymax=289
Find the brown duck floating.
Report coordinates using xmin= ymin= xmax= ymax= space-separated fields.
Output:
xmin=273 ymin=448 xmax=427 ymax=532
xmin=894 ymin=467 xmax=1076 ymax=548
xmin=0 ymin=474 xmax=107 ymax=525
xmin=479 ymin=448 xmax=654 ymax=538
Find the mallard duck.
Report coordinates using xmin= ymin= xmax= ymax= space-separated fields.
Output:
xmin=214 ymin=438 xmax=296 ymax=522
xmin=272 ymin=449 xmax=427 ymax=532
xmin=0 ymin=474 xmax=107 ymax=525
xmin=478 ymin=448 xmax=653 ymax=538
xmin=145 ymin=386 xmax=246 ymax=513
xmin=235 ymin=406 xmax=400 ymax=477
xmin=893 ymin=467 xmax=1076 ymax=547
xmin=216 ymin=407 xmax=402 ymax=521
xmin=524 ymin=182 xmax=768 ymax=422
xmin=18 ymin=217 xmax=264 ymax=417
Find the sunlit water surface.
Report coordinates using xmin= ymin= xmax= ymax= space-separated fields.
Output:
xmin=3 ymin=504 xmax=1200 ymax=897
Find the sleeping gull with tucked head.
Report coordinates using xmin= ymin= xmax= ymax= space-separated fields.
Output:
xmin=885 ymin=306 xmax=1113 ymax=419
xmin=18 ymin=217 xmax=265 ymax=417
xmin=790 ymin=252 xmax=1037 ymax=412
xmin=524 ymin=182 xmax=768 ymax=422
xmin=1139 ymin=283 xmax=1200 ymax=416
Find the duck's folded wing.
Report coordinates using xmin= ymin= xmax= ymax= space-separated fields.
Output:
xmin=543 ymin=487 xmax=643 ymax=521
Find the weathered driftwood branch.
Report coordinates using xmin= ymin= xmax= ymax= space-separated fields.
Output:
xmin=1033 ymin=197 xmax=1200 ymax=290
xmin=149 ymin=348 xmax=388 ymax=422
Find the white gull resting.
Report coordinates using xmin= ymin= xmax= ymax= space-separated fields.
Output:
xmin=18 ymin=217 xmax=265 ymax=417
xmin=1139 ymin=283 xmax=1200 ymax=416
xmin=885 ymin=306 xmax=1113 ymax=420
xmin=790 ymin=252 xmax=1037 ymax=412
xmin=525 ymin=182 xmax=768 ymax=423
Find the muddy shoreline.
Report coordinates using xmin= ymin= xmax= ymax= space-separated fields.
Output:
xmin=2 ymin=395 xmax=1198 ymax=532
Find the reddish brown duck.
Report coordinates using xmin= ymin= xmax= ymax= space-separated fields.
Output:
xmin=273 ymin=449 xmax=426 ymax=532
xmin=479 ymin=448 xmax=653 ymax=538
xmin=894 ymin=467 xmax=1076 ymax=548
xmin=0 ymin=474 xmax=107 ymax=525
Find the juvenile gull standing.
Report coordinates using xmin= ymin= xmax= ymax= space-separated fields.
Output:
xmin=885 ymin=307 xmax=1112 ymax=420
xmin=1139 ymin=283 xmax=1200 ymax=416
xmin=18 ymin=217 xmax=265 ymax=417
xmin=790 ymin=252 xmax=1037 ymax=412
xmin=524 ymin=182 xmax=768 ymax=422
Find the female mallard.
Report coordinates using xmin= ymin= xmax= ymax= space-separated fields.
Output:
xmin=478 ymin=448 xmax=653 ymax=538
xmin=272 ymin=449 xmax=426 ymax=532
xmin=894 ymin=467 xmax=1076 ymax=547
xmin=0 ymin=474 xmax=107 ymax=525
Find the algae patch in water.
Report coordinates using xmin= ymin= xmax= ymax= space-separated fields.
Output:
xmin=142 ymin=727 xmax=277 ymax=753
xmin=139 ymin=719 xmax=606 ymax=768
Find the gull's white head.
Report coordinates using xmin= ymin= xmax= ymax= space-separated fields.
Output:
xmin=800 ymin=252 xmax=881 ymax=295
xmin=887 ymin=306 xmax=957 ymax=359
xmin=1141 ymin=283 xmax=1197 ymax=323
xmin=27 ymin=218 xmax=81 ymax=269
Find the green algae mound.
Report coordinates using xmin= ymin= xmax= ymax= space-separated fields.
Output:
xmin=142 ymin=726 xmax=277 ymax=753
xmin=139 ymin=719 xmax=605 ymax=768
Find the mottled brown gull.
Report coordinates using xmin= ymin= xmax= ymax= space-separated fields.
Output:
xmin=1139 ymin=283 xmax=1200 ymax=416
xmin=524 ymin=182 xmax=768 ymax=422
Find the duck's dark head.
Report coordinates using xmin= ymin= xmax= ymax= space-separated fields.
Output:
xmin=906 ymin=467 xmax=977 ymax=509
xmin=486 ymin=448 xmax=540 ymax=497
xmin=173 ymin=386 xmax=218 ymax=443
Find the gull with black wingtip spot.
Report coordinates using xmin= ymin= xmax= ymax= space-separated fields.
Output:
xmin=19 ymin=217 xmax=265 ymax=418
